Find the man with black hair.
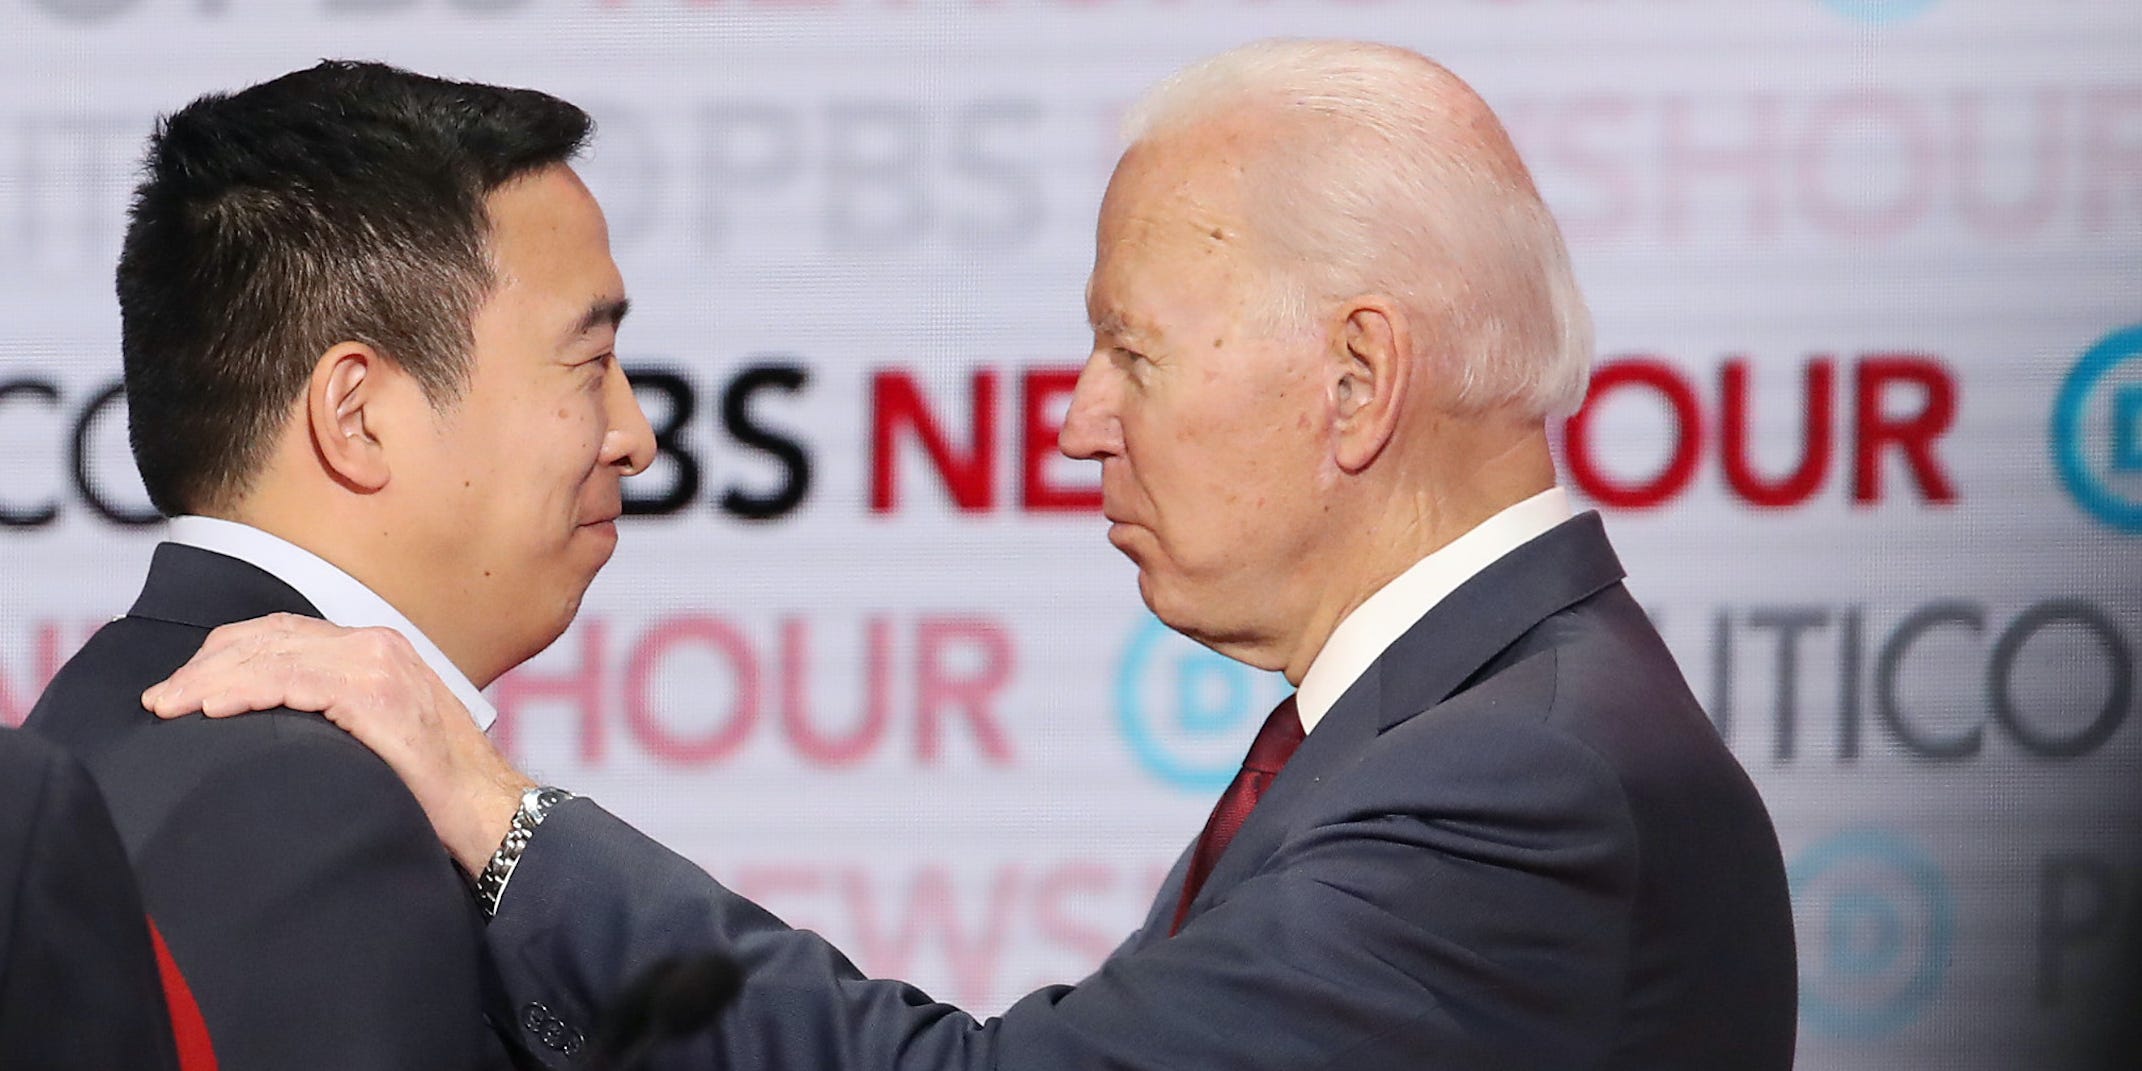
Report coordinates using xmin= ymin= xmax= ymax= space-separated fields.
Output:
xmin=26 ymin=60 xmax=655 ymax=1069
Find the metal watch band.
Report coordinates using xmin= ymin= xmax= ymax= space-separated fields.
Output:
xmin=474 ymin=786 xmax=574 ymax=920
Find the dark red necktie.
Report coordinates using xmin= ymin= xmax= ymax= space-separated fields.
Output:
xmin=1169 ymin=695 xmax=1306 ymax=936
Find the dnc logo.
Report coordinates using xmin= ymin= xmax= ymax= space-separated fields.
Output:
xmin=1790 ymin=830 xmax=1954 ymax=1038
xmin=1115 ymin=615 xmax=1290 ymax=791
xmin=2052 ymin=325 xmax=2142 ymax=532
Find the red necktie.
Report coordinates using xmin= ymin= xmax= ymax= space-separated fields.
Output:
xmin=1169 ymin=695 xmax=1306 ymax=936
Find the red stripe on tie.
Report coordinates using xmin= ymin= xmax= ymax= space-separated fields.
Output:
xmin=147 ymin=916 xmax=218 ymax=1071
xmin=1169 ymin=695 xmax=1305 ymax=936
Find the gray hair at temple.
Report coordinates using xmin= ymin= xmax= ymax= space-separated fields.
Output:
xmin=1122 ymin=38 xmax=1594 ymax=420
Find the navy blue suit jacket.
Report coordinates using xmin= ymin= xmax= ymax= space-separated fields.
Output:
xmin=486 ymin=513 xmax=1798 ymax=1069
xmin=26 ymin=544 xmax=520 ymax=1070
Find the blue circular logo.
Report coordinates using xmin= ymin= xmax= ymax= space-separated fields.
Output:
xmin=1821 ymin=0 xmax=1939 ymax=23
xmin=1114 ymin=615 xmax=1289 ymax=791
xmin=2052 ymin=324 xmax=2142 ymax=532
xmin=1788 ymin=830 xmax=1954 ymax=1038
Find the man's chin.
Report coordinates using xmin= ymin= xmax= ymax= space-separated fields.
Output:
xmin=1136 ymin=578 xmax=1260 ymax=662
xmin=569 ymin=520 xmax=622 ymax=577
xmin=578 ymin=518 xmax=620 ymax=550
xmin=1104 ymin=520 xmax=1146 ymax=557
xmin=1135 ymin=572 xmax=1184 ymax=630
xmin=506 ymin=591 xmax=588 ymax=675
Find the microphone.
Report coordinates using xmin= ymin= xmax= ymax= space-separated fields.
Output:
xmin=596 ymin=952 xmax=744 ymax=1071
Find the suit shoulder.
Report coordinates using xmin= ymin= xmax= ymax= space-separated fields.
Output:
xmin=144 ymin=716 xmax=440 ymax=854
xmin=25 ymin=615 xmax=212 ymax=751
xmin=1359 ymin=589 xmax=1726 ymax=823
xmin=170 ymin=709 xmax=404 ymax=776
xmin=153 ymin=711 xmax=415 ymax=800
xmin=85 ymin=707 xmax=430 ymax=857
xmin=1438 ymin=588 xmax=1718 ymax=760
xmin=41 ymin=613 xmax=207 ymax=683
xmin=1357 ymin=650 xmax=1638 ymax=827
xmin=27 ymin=612 xmax=418 ymax=814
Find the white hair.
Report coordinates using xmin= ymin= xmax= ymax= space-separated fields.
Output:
xmin=1122 ymin=39 xmax=1593 ymax=419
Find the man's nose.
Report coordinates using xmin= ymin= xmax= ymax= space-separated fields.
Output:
xmin=602 ymin=363 xmax=658 ymax=476
xmin=1058 ymin=352 xmax=1121 ymax=461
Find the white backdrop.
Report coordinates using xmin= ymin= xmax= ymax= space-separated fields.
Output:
xmin=3 ymin=2 xmax=2140 ymax=1068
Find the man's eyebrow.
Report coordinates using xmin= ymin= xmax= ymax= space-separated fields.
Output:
xmin=568 ymin=296 xmax=631 ymax=341
xmin=1089 ymin=310 xmax=1135 ymax=339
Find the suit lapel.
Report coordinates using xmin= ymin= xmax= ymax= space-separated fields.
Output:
xmin=1165 ymin=512 xmax=1628 ymax=930
xmin=128 ymin=543 xmax=323 ymax=629
xmin=1123 ymin=842 xmax=1197 ymax=955
xmin=1367 ymin=511 xmax=1625 ymax=730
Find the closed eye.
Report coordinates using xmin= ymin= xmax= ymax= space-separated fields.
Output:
xmin=581 ymin=353 xmax=614 ymax=387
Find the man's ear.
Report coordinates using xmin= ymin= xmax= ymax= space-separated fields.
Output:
xmin=1331 ymin=299 xmax=1411 ymax=474
xmin=305 ymin=343 xmax=395 ymax=494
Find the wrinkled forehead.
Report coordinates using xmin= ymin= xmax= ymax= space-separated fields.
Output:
xmin=1099 ymin=131 xmax=1255 ymax=242
xmin=1088 ymin=140 xmax=1261 ymax=316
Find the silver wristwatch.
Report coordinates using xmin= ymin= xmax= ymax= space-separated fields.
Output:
xmin=474 ymin=785 xmax=574 ymax=920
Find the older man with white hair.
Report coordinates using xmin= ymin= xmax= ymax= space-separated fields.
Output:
xmin=146 ymin=39 xmax=1798 ymax=1071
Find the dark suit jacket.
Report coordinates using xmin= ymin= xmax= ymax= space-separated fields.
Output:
xmin=25 ymin=543 xmax=519 ymax=1071
xmin=484 ymin=512 xmax=1799 ymax=1069
xmin=0 ymin=725 xmax=178 ymax=1071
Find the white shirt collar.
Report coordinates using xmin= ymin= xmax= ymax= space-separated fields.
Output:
xmin=164 ymin=515 xmax=497 ymax=730
xmin=1293 ymin=487 xmax=1575 ymax=733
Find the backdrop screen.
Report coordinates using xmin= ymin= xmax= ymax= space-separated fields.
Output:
xmin=2 ymin=2 xmax=2139 ymax=1068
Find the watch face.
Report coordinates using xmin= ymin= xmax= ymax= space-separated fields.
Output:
xmin=527 ymin=787 xmax=573 ymax=817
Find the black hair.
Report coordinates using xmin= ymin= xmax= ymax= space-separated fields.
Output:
xmin=116 ymin=59 xmax=593 ymax=515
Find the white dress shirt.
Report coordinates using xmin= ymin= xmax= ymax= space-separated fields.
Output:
xmin=1293 ymin=488 xmax=1575 ymax=733
xmin=165 ymin=515 xmax=498 ymax=730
